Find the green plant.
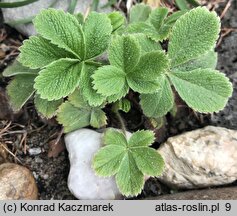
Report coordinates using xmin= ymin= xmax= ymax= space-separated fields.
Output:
xmin=3 ymin=4 xmax=233 ymax=196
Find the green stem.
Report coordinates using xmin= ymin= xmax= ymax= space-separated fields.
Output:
xmin=0 ymin=0 xmax=39 ymax=8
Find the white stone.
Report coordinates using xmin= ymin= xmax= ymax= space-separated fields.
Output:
xmin=158 ymin=126 xmax=237 ymax=189
xmin=2 ymin=0 xmax=111 ymax=36
xmin=65 ymin=128 xmax=131 ymax=200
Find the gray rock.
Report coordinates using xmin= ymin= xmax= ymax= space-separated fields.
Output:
xmin=158 ymin=126 xmax=237 ymax=189
xmin=65 ymin=128 xmax=131 ymax=200
xmin=2 ymin=0 xmax=111 ymax=36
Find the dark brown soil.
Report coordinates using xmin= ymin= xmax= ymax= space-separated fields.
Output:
xmin=0 ymin=1 xmax=236 ymax=200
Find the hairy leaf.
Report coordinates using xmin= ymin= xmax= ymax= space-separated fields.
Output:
xmin=3 ymin=60 xmax=38 ymax=77
xmin=103 ymin=128 xmax=127 ymax=147
xmin=128 ymin=130 xmax=155 ymax=147
xmin=34 ymin=59 xmax=81 ymax=101
xmin=19 ymin=36 xmax=72 ymax=69
xmin=92 ymin=65 xmax=127 ymax=96
xmin=93 ymin=129 xmax=164 ymax=196
xmin=33 ymin=9 xmax=85 ymax=59
xmin=34 ymin=95 xmax=62 ymax=118
xmin=80 ymin=63 xmax=106 ymax=107
xmin=132 ymin=148 xmax=164 ymax=176
xmin=108 ymin=11 xmax=125 ymax=32
xmin=127 ymin=51 xmax=169 ymax=93
xmin=165 ymin=10 xmax=187 ymax=25
xmin=57 ymin=101 xmax=90 ymax=133
xmin=168 ymin=69 xmax=233 ymax=113
xmin=168 ymin=7 xmax=220 ymax=67
xmin=127 ymin=22 xmax=158 ymax=39
xmin=68 ymin=88 xmax=89 ymax=108
xmin=149 ymin=7 xmax=168 ymax=31
xmin=93 ymin=145 xmax=125 ymax=176
xmin=108 ymin=35 xmax=141 ymax=73
xmin=115 ymin=153 xmax=144 ymax=196
xmin=90 ymin=109 xmax=107 ymax=128
xmin=83 ymin=12 xmax=112 ymax=59
xmin=129 ymin=3 xmax=151 ymax=23
xmin=7 ymin=75 xmax=35 ymax=111
xmin=140 ymin=76 xmax=174 ymax=117
xmin=135 ymin=34 xmax=162 ymax=54
xmin=112 ymin=98 xmax=131 ymax=113
xmin=107 ymin=86 xmax=129 ymax=103
xmin=174 ymin=50 xmax=218 ymax=71
xmin=58 ymin=89 xmax=107 ymax=132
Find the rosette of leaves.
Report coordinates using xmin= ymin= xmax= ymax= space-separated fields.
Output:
xmin=93 ymin=129 xmax=164 ymax=196
xmin=93 ymin=7 xmax=233 ymax=119
xmin=4 ymin=9 xmax=114 ymax=125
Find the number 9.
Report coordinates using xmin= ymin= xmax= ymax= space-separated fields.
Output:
xmin=225 ymin=203 xmax=231 ymax=211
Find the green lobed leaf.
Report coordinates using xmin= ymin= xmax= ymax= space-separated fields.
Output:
xmin=34 ymin=59 xmax=81 ymax=101
xmin=68 ymin=88 xmax=89 ymax=108
xmin=92 ymin=145 xmax=125 ymax=176
xmin=174 ymin=50 xmax=218 ymax=72
xmin=168 ymin=7 xmax=220 ymax=67
xmin=132 ymin=148 xmax=165 ymax=176
xmin=135 ymin=34 xmax=162 ymax=54
xmin=165 ymin=10 xmax=187 ymax=25
xmin=129 ymin=3 xmax=151 ymax=23
xmin=149 ymin=7 xmax=168 ymax=31
xmin=108 ymin=11 xmax=125 ymax=32
xmin=3 ymin=60 xmax=38 ymax=77
xmin=83 ymin=12 xmax=112 ymax=59
xmin=58 ymin=89 xmax=107 ymax=132
xmin=57 ymin=101 xmax=90 ymax=133
xmin=92 ymin=65 xmax=128 ymax=97
xmin=19 ymin=36 xmax=73 ymax=69
xmin=126 ymin=22 xmax=158 ymax=39
xmin=80 ymin=63 xmax=106 ymax=107
xmin=168 ymin=69 xmax=233 ymax=113
xmin=103 ymin=128 xmax=127 ymax=147
xmin=140 ymin=76 xmax=174 ymax=118
xmin=34 ymin=95 xmax=63 ymax=118
xmin=90 ymin=108 xmax=107 ymax=128
xmin=6 ymin=75 xmax=36 ymax=111
xmin=112 ymin=98 xmax=131 ymax=113
xmin=128 ymin=130 xmax=155 ymax=147
xmin=33 ymin=9 xmax=85 ymax=59
xmin=108 ymin=35 xmax=141 ymax=73
xmin=127 ymin=51 xmax=169 ymax=93
xmin=115 ymin=152 xmax=144 ymax=196
xmin=107 ymin=85 xmax=130 ymax=103
xmin=93 ymin=129 xmax=164 ymax=196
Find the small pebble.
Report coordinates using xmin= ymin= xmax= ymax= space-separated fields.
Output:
xmin=28 ymin=148 xmax=41 ymax=156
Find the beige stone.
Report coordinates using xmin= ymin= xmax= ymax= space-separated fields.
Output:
xmin=158 ymin=126 xmax=237 ymax=189
xmin=0 ymin=163 xmax=38 ymax=200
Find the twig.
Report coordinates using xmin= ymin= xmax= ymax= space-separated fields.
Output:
xmin=220 ymin=0 xmax=231 ymax=19
xmin=0 ymin=143 xmax=22 ymax=164
xmin=0 ymin=121 xmax=12 ymax=136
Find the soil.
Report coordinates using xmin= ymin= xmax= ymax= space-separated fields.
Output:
xmin=0 ymin=1 xmax=236 ymax=200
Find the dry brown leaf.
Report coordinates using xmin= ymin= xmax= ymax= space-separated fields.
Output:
xmin=47 ymin=138 xmax=65 ymax=158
